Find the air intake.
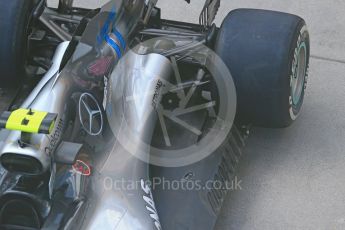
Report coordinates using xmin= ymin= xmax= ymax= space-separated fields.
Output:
xmin=1 ymin=153 xmax=43 ymax=175
xmin=0 ymin=199 xmax=41 ymax=229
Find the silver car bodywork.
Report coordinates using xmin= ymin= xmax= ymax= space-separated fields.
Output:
xmin=0 ymin=0 xmax=243 ymax=229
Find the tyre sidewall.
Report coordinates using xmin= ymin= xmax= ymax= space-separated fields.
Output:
xmin=288 ymin=22 xmax=310 ymax=121
xmin=0 ymin=0 xmax=34 ymax=86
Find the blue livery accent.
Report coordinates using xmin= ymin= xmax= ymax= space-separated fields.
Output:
xmin=113 ymin=29 xmax=126 ymax=50
xmin=97 ymin=6 xmax=126 ymax=58
xmin=97 ymin=7 xmax=117 ymax=44
xmin=105 ymin=34 xmax=122 ymax=58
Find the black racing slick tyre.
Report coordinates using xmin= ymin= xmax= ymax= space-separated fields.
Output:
xmin=0 ymin=0 xmax=35 ymax=87
xmin=215 ymin=9 xmax=310 ymax=128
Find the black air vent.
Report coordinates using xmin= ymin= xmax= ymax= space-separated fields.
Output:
xmin=0 ymin=199 xmax=41 ymax=229
xmin=1 ymin=153 xmax=43 ymax=175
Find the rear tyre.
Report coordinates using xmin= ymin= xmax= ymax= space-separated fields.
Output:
xmin=0 ymin=0 xmax=35 ymax=87
xmin=215 ymin=9 xmax=310 ymax=128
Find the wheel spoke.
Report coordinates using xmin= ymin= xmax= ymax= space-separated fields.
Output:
xmin=180 ymin=69 xmax=206 ymax=108
xmin=168 ymin=80 xmax=210 ymax=93
xmin=157 ymin=106 xmax=171 ymax=147
xmin=170 ymin=101 xmax=216 ymax=116
xmin=170 ymin=56 xmax=186 ymax=100
xmin=164 ymin=112 xmax=202 ymax=136
xmin=156 ymin=55 xmax=218 ymax=147
xmin=202 ymin=90 xmax=217 ymax=117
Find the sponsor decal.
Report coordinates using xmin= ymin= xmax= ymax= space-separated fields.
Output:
xmin=289 ymin=25 xmax=309 ymax=120
xmin=141 ymin=179 xmax=162 ymax=230
xmin=79 ymin=93 xmax=104 ymax=136
xmin=152 ymin=80 xmax=164 ymax=109
xmin=45 ymin=118 xmax=64 ymax=156
xmin=72 ymin=160 xmax=91 ymax=176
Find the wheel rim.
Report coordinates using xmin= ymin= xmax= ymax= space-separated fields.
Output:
xmin=291 ymin=42 xmax=307 ymax=106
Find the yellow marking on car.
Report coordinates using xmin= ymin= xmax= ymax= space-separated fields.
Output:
xmin=6 ymin=109 xmax=48 ymax=133
xmin=0 ymin=109 xmax=58 ymax=134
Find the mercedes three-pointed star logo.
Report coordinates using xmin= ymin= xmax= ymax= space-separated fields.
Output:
xmin=78 ymin=93 xmax=104 ymax=136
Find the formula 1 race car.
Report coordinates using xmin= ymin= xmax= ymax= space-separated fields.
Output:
xmin=0 ymin=0 xmax=309 ymax=229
